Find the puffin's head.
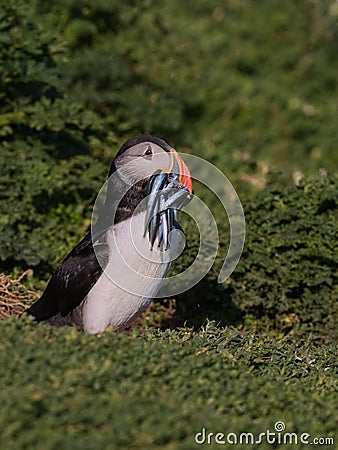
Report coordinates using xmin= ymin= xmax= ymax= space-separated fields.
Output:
xmin=110 ymin=134 xmax=193 ymax=194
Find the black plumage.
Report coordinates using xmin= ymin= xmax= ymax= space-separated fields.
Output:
xmin=25 ymin=232 xmax=109 ymax=320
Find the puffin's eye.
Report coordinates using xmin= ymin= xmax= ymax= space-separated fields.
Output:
xmin=143 ymin=146 xmax=153 ymax=158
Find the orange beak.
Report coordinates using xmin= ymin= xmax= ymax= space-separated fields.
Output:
xmin=172 ymin=149 xmax=193 ymax=193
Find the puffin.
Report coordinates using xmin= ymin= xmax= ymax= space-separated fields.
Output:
xmin=25 ymin=134 xmax=193 ymax=333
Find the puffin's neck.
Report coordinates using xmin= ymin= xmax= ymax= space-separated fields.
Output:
xmin=114 ymin=180 xmax=147 ymax=224
xmin=92 ymin=168 xmax=148 ymax=241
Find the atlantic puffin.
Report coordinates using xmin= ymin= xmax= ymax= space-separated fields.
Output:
xmin=25 ymin=135 xmax=193 ymax=333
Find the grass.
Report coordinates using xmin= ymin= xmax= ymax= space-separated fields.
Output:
xmin=0 ymin=318 xmax=336 ymax=449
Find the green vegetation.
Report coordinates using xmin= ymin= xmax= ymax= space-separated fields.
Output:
xmin=1 ymin=0 xmax=337 ymax=273
xmin=174 ymin=174 xmax=338 ymax=344
xmin=0 ymin=0 xmax=337 ymax=448
xmin=0 ymin=319 xmax=336 ymax=449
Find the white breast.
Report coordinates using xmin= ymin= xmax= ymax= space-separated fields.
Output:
xmin=80 ymin=211 xmax=174 ymax=333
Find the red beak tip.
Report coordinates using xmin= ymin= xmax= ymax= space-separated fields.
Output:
xmin=174 ymin=151 xmax=193 ymax=193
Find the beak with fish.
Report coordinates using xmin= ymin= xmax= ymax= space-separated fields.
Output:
xmin=144 ymin=151 xmax=193 ymax=251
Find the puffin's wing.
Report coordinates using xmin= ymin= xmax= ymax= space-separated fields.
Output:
xmin=25 ymin=232 xmax=109 ymax=321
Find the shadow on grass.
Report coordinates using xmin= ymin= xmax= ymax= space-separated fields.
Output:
xmin=159 ymin=278 xmax=243 ymax=331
